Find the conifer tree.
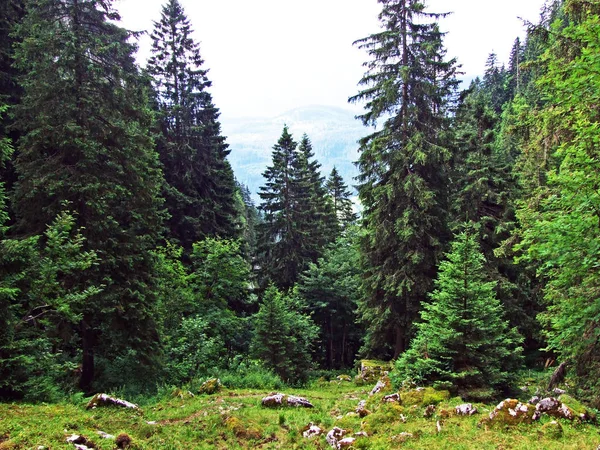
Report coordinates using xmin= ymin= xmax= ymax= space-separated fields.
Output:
xmin=394 ymin=224 xmax=522 ymax=390
xmin=298 ymin=229 xmax=363 ymax=369
xmin=257 ymin=128 xmax=332 ymax=289
xmin=514 ymin=0 xmax=600 ymax=402
xmin=295 ymin=134 xmax=337 ymax=259
xmin=326 ymin=167 xmax=357 ymax=232
xmin=350 ymin=0 xmax=459 ymax=358
xmin=148 ymin=0 xmax=238 ymax=250
xmin=251 ymin=285 xmax=318 ymax=384
xmin=257 ymin=127 xmax=301 ymax=289
xmin=0 ymin=0 xmax=25 ymax=219
xmin=13 ymin=0 xmax=165 ymax=391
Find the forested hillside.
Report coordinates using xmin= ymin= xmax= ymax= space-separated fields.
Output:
xmin=1 ymin=0 xmax=600 ymax=427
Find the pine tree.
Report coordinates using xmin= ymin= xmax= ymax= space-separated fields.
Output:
xmin=350 ymin=0 xmax=459 ymax=358
xmin=326 ymin=167 xmax=357 ymax=232
xmin=148 ymin=0 xmax=238 ymax=251
xmin=394 ymin=224 xmax=522 ymax=390
xmin=13 ymin=0 xmax=165 ymax=392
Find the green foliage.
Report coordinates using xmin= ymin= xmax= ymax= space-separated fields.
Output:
xmin=148 ymin=0 xmax=238 ymax=249
xmin=13 ymin=0 xmax=165 ymax=392
xmin=326 ymin=167 xmax=357 ymax=233
xmin=351 ymin=0 xmax=459 ymax=359
xmin=297 ymin=229 xmax=363 ymax=369
xmin=155 ymin=238 xmax=252 ymax=383
xmin=0 ymin=210 xmax=100 ymax=400
xmin=394 ymin=224 xmax=523 ymax=390
xmin=257 ymin=127 xmax=335 ymax=289
xmin=513 ymin=0 xmax=600 ymax=404
xmin=251 ymin=285 xmax=318 ymax=384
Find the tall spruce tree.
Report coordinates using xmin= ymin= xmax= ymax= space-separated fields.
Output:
xmin=295 ymin=134 xmax=337 ymax=259
xmin=350 ymin=0 xmax=459 ymax=358
xmin=257 ymin=127 xmax=332 ymax=289
xmin=13 ymin=0 xmax=165 ymax=391
xmin=0 ymin=0 xmax=25 ymax=221
xmin=326 ymin=167 xmax=357 ymax=232
xmin=148 ymin=0 xmax=238 ymax=251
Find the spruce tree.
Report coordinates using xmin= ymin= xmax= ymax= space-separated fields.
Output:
xmin=394 ymin=224 xmax=522 ymax=390
xmin=350 ymin=0 xmax=459 ymax=358
xmin=326 ymin=167 xmax=357 ymax=232
xmin=13 ymin=0 xmax=164 ymax=391
xmin=251 ymin=285 xmax=318 ymax=384
xmin=257 ymin=126 xmax=301 ymax=289
xmin=0 ymin=0 xmax=25 ymax=220
xmin=148 ymin=0 xmax=238 ymax=251
xmin=295 ymin=134 xmax=337 ymax=260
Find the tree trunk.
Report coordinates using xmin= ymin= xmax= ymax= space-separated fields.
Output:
xmin=80 ymin=316 xmax=94 ymax=394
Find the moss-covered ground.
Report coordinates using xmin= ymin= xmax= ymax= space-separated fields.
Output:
xmin=1 ymin=380 xmax=599 ymax=449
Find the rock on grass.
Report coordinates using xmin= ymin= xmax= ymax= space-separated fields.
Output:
xmin=261 ymin=393 xmax=313 ymax=408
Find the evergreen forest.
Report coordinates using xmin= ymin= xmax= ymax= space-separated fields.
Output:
xmin=2 ymin=1 xmax=600 ymax=440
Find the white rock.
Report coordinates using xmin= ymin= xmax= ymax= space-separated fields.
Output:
xmin=455 ymin=403 xmax=478 ymax=416
xmin=303 ymin=423 xmax=323 ymax=439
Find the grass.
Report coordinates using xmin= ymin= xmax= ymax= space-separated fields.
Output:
xmin=1 ymin=381 xmax=599 ymax=449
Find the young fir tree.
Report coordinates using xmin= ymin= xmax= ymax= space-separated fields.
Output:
xmin=13 ymin=0 xmax=165 ymax=392
xmin=350 ymin=0 xmax=459 ymax=358
xmin=148 ymin=0 xmax=238 ymax=251
xmin=394 ymin=224 xmax=522 ymax=390
xmin=326 ymin=167 xmax=357 ymax=233
xmin=251 ymin=285 xmax=318 ymax=384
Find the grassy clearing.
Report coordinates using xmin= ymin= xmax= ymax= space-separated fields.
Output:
xmin=1 ymin=381 xmax=599 ymax=449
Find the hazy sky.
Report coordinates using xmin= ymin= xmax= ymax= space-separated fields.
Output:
xmin=116 ymin=0 xmax=547 ymax=119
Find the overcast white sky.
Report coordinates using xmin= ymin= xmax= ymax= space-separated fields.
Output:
xmin=116 ymin=0 xmax=547 ymax=119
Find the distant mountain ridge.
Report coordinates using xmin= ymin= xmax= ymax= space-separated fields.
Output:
xmin=222 ymin=105 xmax=367 ymax=202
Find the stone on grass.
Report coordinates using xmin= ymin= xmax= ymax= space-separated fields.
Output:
xmin=96 ymin=431 xmax=114 ymax=439
xmin=370 ymin=376 xmax=392 ymax=396
xmin=354 ymin=431 xmax=368 ymax=437
xmin=337 ymin=374 xmax=352 ymax=382
xmin=533 ymin=397 xmax=574 ymax=421
xmin=383 ymin=393 xmax=400 ymax=403
xmin=66 ymin=434 xmax=96 ymax=450
xmin=400 ymin=387 xmax=450 ymax=406
xmin=424 ymin=404 xmax=436 ymax=418
xmin=198 ymin=378 xmax=222 ymax=395
xmin=541 ymin=420 xmax=563 ymax=439
xmin=356 ymin=400 xmax=370 ymax=417
xmin=358 ymin=360 xmax=392 ymax=383
xmin=326 ymin=427 xmax=346 ymax=449
xmin=485 ymin=399 xmax=535 ymax=426
xmin=261 ymin=393 xmax=313 ymax=408
xmin=455 ymin=403 xmax=478 ymax=416
xmin=339 ymin=437 xmax=356 ymax=448
xmin=302 ymin=423 xmax=323 ymax=439
xmin=86 ymin=393 xmax=139 ymax=411
xmin=392 ymin=432 xmax=414 ymax=443
xmin=559 ymin=394 xmax=596 ymax=422
xmin=529 ymin=396 xmax=540 ymax=405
